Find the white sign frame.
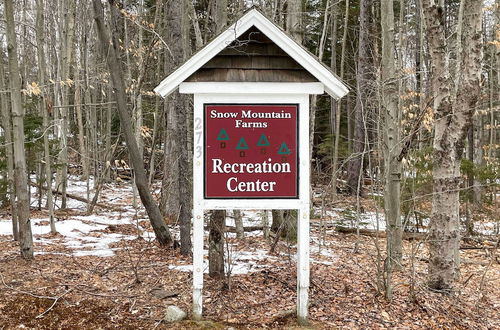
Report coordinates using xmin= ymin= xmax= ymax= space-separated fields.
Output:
xmin=182 ymin=81 xmax=323 ymax=323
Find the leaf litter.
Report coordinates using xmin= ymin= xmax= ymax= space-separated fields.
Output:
xmin=0 ymin=176 xmax=498 ymax=328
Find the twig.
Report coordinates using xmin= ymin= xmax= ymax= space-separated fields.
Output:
xmin=0 ymin=272 xmax=56 ymax=300
xmin=35 ymin=288 xmax=73 ymax=319
xmin=1 ymin=272 xmax=73 ymax=319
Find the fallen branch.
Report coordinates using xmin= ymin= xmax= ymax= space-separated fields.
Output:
xmin=203 ymin=225 xmax=264 ymax=233
xmin=334 ymin=226 xmax=427 ymax=240
xmin=226 ymin=225 xmax=263 ymax=233
xmin=31 ymin=182 xmax=128 ymax=213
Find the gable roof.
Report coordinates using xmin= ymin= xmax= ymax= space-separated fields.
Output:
xmin=154 ymin=8 xmax=349 ymax=100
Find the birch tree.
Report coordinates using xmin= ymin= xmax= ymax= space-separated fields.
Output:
xmin=58 ymin=0 xmax=76 ymax=208
xmin=35 ymin=0 xmax=56 ymax=234
xmin=4 ymin=0 xmax=33 ymax=259
xmin=423 ymin=0 xmax=483 ymax=291
xmin=0 ymin=52 xmax=18 ymax=241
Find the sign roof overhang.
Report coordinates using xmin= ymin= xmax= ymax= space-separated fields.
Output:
xmin=154 ymin=8 xmax=349 ymax=100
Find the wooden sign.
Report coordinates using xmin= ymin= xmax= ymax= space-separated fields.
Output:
xmin=204 ymin=104 xmax=298 ymax=198
xmin=154 ymin=8 xmax=349 ymax=325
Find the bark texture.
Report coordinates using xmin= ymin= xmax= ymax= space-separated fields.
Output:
xmin=381 ymin=0 xmax=402 ymax=270
xmin=346 ymin=0 xmax=371 ymax=196
xmin=36 ymin=0 xmax=56 ymax=234
xmin=423 ymin=0 xmax=483 ymax=291
xmin=160 ymin=0 xmax=192 ymax=255
xmin=0 ymin=55 xmax=18 ymax=241
xmin=208 ymin=0 xmax=228 ymax=276
xmin=286 ymin=0 xmax=303 ymax=43
xmin=208 ymin=210 xmax=225 ymax=278
xmin=4 ymin=0 xmax=34 ymax=259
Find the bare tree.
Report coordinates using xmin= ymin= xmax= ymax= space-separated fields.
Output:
xmin=331 ymin=0 xmax=349 ymax=201
xmin=209 ymin=0 xmax=228 ymax=276
xmin=0 ymin=51 xmax=18 ymax=241
xmin=346 ymin=0 xmax=372 ymax=196
xmin=423 ymin=0 xmax=483 ymax=291
xmin=57 ymin=0 xmax=76 ymax=209
xmin=36 ymin=0 xmax=56 ymax=234
xmin=234 ymin=210 xmax=244 ymax=239
xmin=380 ymin=0 xmax=402 ymax=299
xmin=4 ymin=0 xmax=33 ymax=259
xmin=93 ymin=0 xmax=173 ymax=246
xmin=286 ymin=0 xmax=303 ymax=43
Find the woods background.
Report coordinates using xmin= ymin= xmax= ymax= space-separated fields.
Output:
xmin=0 ymin=0 xmax=499 ymax=327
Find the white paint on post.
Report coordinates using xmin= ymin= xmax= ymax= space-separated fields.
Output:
xmin=297 ymin=95 xmax=310 ymax=324
xmin=192 ymin=94 xmax=204 ymax=320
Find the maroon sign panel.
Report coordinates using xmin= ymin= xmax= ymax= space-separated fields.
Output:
xmin=204 ymin=104 xmax=298 ymax=199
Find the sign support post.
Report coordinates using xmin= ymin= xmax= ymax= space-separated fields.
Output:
xmin=192 ymin=93 xmax=204 ymax=320
xmin=186 ymin=85 xmax=316 ymax=323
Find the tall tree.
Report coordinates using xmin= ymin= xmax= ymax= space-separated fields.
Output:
xmin=58 ymin=0 xmax=76 ymax=208
xmin=381 ymin=0 xmax=402 ymax=298
xmin=346 ymin=0 xmax=372 ymax=196
xmin=286 ymin=0 xmax=303 ymax=43
xmin=36 ymin=0 xmax=56 ymax=234
xmin=159 ymin=0 xmax=192 ymax=255
xmin=209 ymin=0 xmax=228 ymax=277
xmin=4 ymin=0 xmax=34 ymax=259
xmin=93 ymin=0 xmax=173 ymax=246
xmin=0 ymin=53 xmax=18 ymax=241
xmin=331 ymin=0 xmax=349 ymax=201
xmin=423 ymin=0 xmax=483 ymax=291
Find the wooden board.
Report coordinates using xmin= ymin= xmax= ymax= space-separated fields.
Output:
xmin=202 ymin=55 xmax=303 ymax=70
xmin=186 ymin=26 xmax=317 ymax=83
xmin=186 ymin=68 xmax=317 ymax=82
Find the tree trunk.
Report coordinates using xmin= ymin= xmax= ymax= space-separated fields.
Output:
xmin=381 ymin=0 xmax=402 ymax=299
xmin=234 ymin=210 xmax=244 ymax=239
xmin=214 ymin=0 xmax=228 ymax=33
xmin=271 ymin=210 xmax=284 ymax=234
xmin=208 ymin=0 xmax=228 ymax=275
xmin=58 ymin=0 xmax=76 ymax=209
xmin=75 ymin=67 xmax=88 ymax=181
xmin=4 ymin=0 xmax=33 ymax=259
xmin=93 ymin=0 xmax=173 ymax=246
xmin=423 ymin=0 xmax=483 ymax=291
xmin=286 ymin=0 xmax=303 ymax=43
xmin=36 ymin=0 xmax=56 ymax=234
xmin=0 ymin=50 xmax=18 ymax=241
xmin=208 ymin=210 xmax=225 ymax=278
xmin=331 ymin=0 xmax=349 ymax=200
xmin=346 ymin=0 xmax=371 ymax=196
xmin=160 ymin=0 xmax=192 ymax=256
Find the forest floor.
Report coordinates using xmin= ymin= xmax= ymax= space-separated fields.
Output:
xmin=0 ymin=177 xmax=499 ymax=329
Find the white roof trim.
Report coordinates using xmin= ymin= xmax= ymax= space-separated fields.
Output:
xmin=154 ymin=9 xmax=349 ymax=100
xmin=179 ymin=82 xmax=324 ymax=95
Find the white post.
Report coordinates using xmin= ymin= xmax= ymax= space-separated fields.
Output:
xmin=297 ymin=94 xmax=310 ymax=324
xmin=297 ymin=205 xmax=310 ymax=324
xmin=192 ymin=207 xmax=204 ymax=320
xmin=192 ymin=94 xmax=204 ymax=320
